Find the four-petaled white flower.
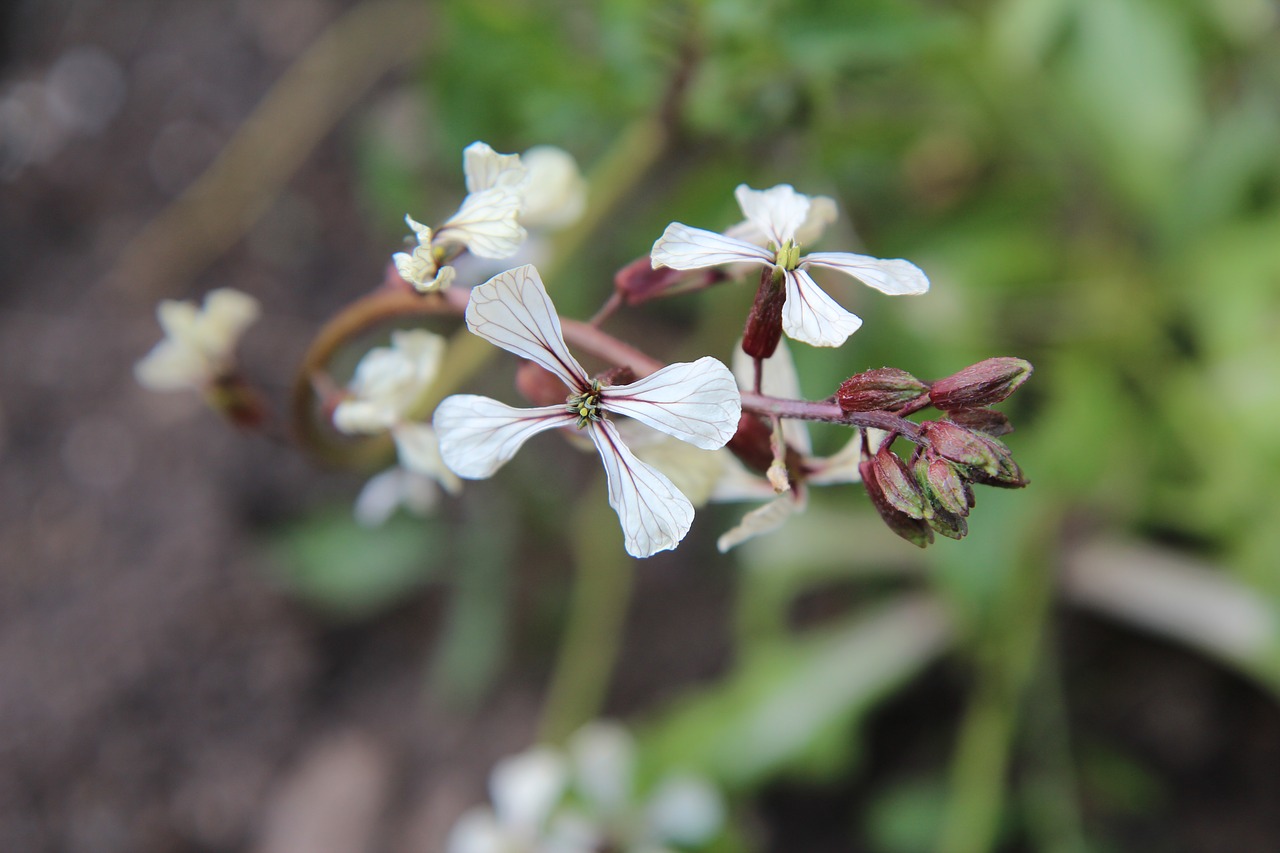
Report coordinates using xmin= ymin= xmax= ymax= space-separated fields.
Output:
xmin=433 ymin=265 xmax=742 ymax=558
xmin=394 ymin=142 xmax=528 ymax=292
xmin=333 ymin=329 xmax=461 ymax=501
xmin=651 ymin=184 xmax=930 ymax=348
xmin=135 ymin=287 xmax=260 ymax=391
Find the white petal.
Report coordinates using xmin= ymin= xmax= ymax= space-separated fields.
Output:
xmin=463 ymin=141 xmax=527 ymax=194
xmin=156 ymin=299 xmax=200 ymax=343
xmin=716 ymin=492 xmax=805 ymax=552
xmin=734 ymin=184 xmax=809 ymax=247
xmin=614 ymin=422 xmax=727 ymax=507
xmin=568 ymin=722 xmax=635 ymax=816
xmin=353 ymin=468 xmax=440 ymax=527
xmin=601 ymin=357 xmax=741 ymax=450
xmin=197 ymin=288 xmax=261 ymax=353
xmin=729 ymin=339 xmax=811 ymax=455
xmin=806 ymin=433 xmax=865 ymax=486
xmin=440 ymin=187 xmax=527 ymax=259
xmin=650 ymin=223 xmax=773 ymax=270
xmin=709 ymin=454 xmax=779 ymax=503
xmin=332 ymin=399 xmax=394 ymax=434
xmin=781 ymin=268 xmax=863 ymax=347
xmin=490 ymin=746 xmax=569 ymax=832
xmin=644 ymin=774 xmax=725 ymax=845
xmin=795 ymin=195 xmax=838 ymax=245
xmin=519 ymin=145 xmax=587 ymax=230
xmin=445 ymin=807 xmax=507 ymax=853
xmin=392 ymin=422 xmax=463 ymax=493
xmin=802 ymin=252 xmax=930 ymax=295
xmin=403 ymin=213 xmax=432 ymax=244
xmin=434 ymin=395 xmax=573 ymax=479
xmin=465 ymin=265 xmax=588 ymax=388
xmin=393 ymin=245 xmax=439 ymax=291
xmin=134 ymin=340 xmax=206 ymax=391
xmin=589 ymin=420 xmax=695 ymax=559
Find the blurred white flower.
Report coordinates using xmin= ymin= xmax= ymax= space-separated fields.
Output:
xmin=333 ymin=329 xmax=461 ymax=499
xmin=651 ymin=183 xmax=929 ymax=347
xmin=395 ymin=141 xmax=527 ymax=292
xmin=518 ymin=145 xmax=587 ymax=230
xmin=433 ymin=265 xmax=740 ymax=558
xmin=135 ymin=288 xmax=260 ymax=392
xmin=447 ymin=723 xmax=725 ymax=853
xmin=352 ymin=466 xmax=439 ymax=527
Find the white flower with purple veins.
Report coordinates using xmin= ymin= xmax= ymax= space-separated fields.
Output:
xmin=433 ymin=265 xmax=742 ymax=558
xmin=135 ymin=288 xmax=260 ymax=391
xmin=333 ymin=329 xmax=461 ymax=507
xmin=394 ymin=141 xmax=528 ymax=293
xmin=651 ymin=184 xmax=930 ymax=348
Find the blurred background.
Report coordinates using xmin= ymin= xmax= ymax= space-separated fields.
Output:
xmin=3 ymin=0 xmax=1280 ymax=850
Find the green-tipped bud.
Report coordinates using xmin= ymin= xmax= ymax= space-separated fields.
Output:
xmin=836 ymin=368 xmax=929 ymax=413
xmin=929 ymin=357 xmax=1032 ymax=411
xmin=873 ymin=445 xmax=930 ymax=519
xmin=927 ymin=506 xmax=969 ymax=540
xmin=913 ymin=453 xmax=971 ymax=518
xmin=860 ymin=458 xmax=935 ymax=548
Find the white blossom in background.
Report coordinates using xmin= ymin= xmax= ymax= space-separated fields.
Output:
xmin=332 ymin=329 xmax=461 ymax=513
xmin=446 ymin=723 xmax=725 ymax=853
xmin=710 ymin=341 xmax=870 ymax=553
xmin=432 ymin=265 xmax=741 ymax=558
xmin=651 ymin=183 xmax=930 ymax=348
xmin=135 ymin=288 xmax=260 ymax=392
xmin=394 ymin=141 xmax=527 ymax=292
xmin=447 ymin=747 xmax=571 ymax=853
xmin=518 ymin=145 xmax=587 ymax=230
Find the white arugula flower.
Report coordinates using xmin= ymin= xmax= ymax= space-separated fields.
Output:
xmin=447 ymin=747 xmax=571 ymax=853
xmin=394 ymin=142 xmax=528 ymax=292
xmin=651 ymin=184 xmax=929 ymax=348
xmin=333 ymin=329 xmax=461 ymax=498
xmin=433 ymin=265 xmax=742 ymax=558
xmin=134 ymin=288 xmax=260 ymax=391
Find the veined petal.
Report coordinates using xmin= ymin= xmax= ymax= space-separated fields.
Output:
xmin=716 ymin=492 xmax=805 ymax=553
xmin=403 ymin=214 xmax=432 ymax=244
xmin=463 ymin=141 xmax=527 ymax=194
xmin=734 ymin=184 xmax=809 ymax=247
xmin=602 ymin=357 xmax=740 ymax=450
xmin=781 ymin=269 xmax=863 ymax=347
xmin=434 ymin=394 xmax=573 ymax=479
xmin=393 ymin=245 xmax=439 ymax=292
xmin=440 ymin=187 xmax=526 ymax=259
xmin=614 ymin=421 xmax=726 ymax=507
xmin=802 ymin=252 xmax=930 ymax=295
xmin=589 ymin=420 xmax=695 ymax=558
xmin=650 ymin=223 xmax=773 ymax=270
xmin=466 ymin=265 xmax=588 ymax=388
xmin=392 ymin=422 xmax=462 ymax=494
xmin=724 ymin=193 xmax=837 ymax=248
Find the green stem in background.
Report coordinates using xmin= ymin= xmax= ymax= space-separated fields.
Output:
xmin=538 ymin=479 xmax=635 ymax=744
xmin=935 ymin=508 xmax=1061 ymax=853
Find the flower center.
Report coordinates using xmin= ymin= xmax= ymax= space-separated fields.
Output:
xmin=773 ymin=239 xmax=802 ymax=271
xmin=566 ymin=379 xmax=606 ymax=429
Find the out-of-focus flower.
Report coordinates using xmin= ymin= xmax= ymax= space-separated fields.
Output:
xmin=517 ymin=145 xmax=587 ymax=230
xmin=651 ymin=184 xmax=929 ymax=347
xmin=433 ymin=265 xmax=741 ymax=558
xmin=333 ymin=329 xmax=461 ymax=501
xmin=447 ymin=747 xmax=570 ymax=853
xmin=447 ymin=723 xmax=725 ymax=853
xmin=394 ymin=142 xmax=527 ymax=292
xmin=352 ymin=466 xmax=440 ymax=527
xmin=135 ymin=288 xmax=260 ymax=392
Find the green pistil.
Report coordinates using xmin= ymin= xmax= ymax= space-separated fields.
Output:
xmin=777 ymin=239 xmax=801 ymax=271
xmin=567 ymin=379 xmax=606 ymax=429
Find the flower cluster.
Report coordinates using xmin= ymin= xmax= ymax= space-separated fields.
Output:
xmin=447 ymin=722 xmax=725 ymax=853
xmin=135 ymin=139 xmax=1032 ymax=557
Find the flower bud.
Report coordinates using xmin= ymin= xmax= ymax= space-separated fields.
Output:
xmin=208 ymin=375 xmax=268 ymax=430
xmin=741 ymin=267 xmax=786 ymax=360
xmin=726 ymin=414 xmax=777 ymax=475
xmin=929 ymin=357 xmax=1032 ymax=411
xmin=923 ymin=421 xmax=1027 ymax=488
xmin=836 ymin=368 xmax=929 ymax=413
xmin=614 ymin=257 xmax=727 ymax=305
xmin=912 ymin=453 xmax=971 ymax=518
xmin=516 ymin=361 xmax=568 ymax=406
xmin=860 ymin=458 xmax=934 ymax=548
xmin=927 ymin=506 xmax=969 ymax=540
xmin=872 ymin=445 xmax=929 ymax=520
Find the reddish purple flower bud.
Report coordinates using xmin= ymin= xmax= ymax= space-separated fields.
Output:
xmin=516 ymin=361 xmax=568 ymax=406
xmin=741 ymin=267 xmax=786 ymax=360
xmin=614 ymin=257 xmax=727 ymax=305
xmin=913 ymin=453 xmax=971 ymax=518
xmin=726 ymin=414 xmax=779 ymax=475
xmin=929 ymin=357 xmax=1032 ymax=411
xmin=209 ymin=375 xmax=268 ymax=430
xmin=923 ymin=421 xmax=1028 ymax=488
xmin=927 ymin=506 xmax=969 ymax=540
xmin=946 ymin=407 xmax=1012 ymax=437
xmin=860 ymin=458 xmax=934 ymax=548
xmin=836 ymin=368 xmax=930 ymax=413
xmin=873 ymin=445 xmax=929 ymax=519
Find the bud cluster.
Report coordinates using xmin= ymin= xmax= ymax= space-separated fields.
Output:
xmin=840 ymin=358 xmax=1032 ymax=547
